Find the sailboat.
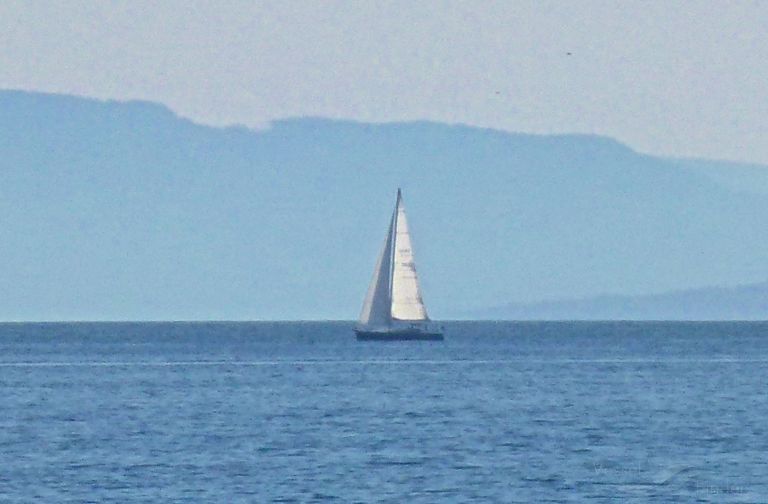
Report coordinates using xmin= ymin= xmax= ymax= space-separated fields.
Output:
xmin=355 ymin=189 xmax=443 ymax=341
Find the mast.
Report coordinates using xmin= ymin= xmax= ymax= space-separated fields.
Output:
xmin=387 ymin=188 xmax=401 ymax=313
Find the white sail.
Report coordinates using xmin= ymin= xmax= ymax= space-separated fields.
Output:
xmin=358 ymin=210 xmax=395 ymax=327
xmin=390 ymin=190 xmax=429 ymax=321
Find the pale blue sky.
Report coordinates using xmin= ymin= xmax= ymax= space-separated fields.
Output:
xmin=1 ymin=1 xmax=767 ymax=164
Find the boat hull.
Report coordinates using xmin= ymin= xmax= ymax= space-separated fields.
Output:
xmin=354 ymin=329 xmax=444 ymax=341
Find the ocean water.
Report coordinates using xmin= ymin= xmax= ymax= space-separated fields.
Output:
xmin=1 ymin=321 xmax=766 ymax=503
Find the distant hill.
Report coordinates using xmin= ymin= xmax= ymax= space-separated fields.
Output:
xmin=3 ymin=89 xmax=768 ymax=320
xmin=475 ymin=281 xmax=768 ymax=320
xmin=670 ymin=158 xmax=768 ymax=196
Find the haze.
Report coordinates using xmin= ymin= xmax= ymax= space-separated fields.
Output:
xmin=2 ymin=1 xmax=768 ymax=163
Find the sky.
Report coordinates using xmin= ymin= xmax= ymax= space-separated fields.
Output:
xmin=1 ymin=1 xmax=768 ymax=164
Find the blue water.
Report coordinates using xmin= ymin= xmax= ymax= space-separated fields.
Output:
xmin=1 ymin=321 xmax=766 ymax=502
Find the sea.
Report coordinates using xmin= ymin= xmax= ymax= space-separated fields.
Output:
xmin=1 ymin=321 xmax=766 ymax=503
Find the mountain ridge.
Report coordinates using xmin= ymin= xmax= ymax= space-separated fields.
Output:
xmin=3 ymin=89 xmax=768 ymax=320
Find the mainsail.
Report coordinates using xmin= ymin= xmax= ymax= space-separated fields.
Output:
xmin=390 ymin=191 xmax=429 ymax=321
xmin=358 ymin=189 xmax=429 ymax=328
